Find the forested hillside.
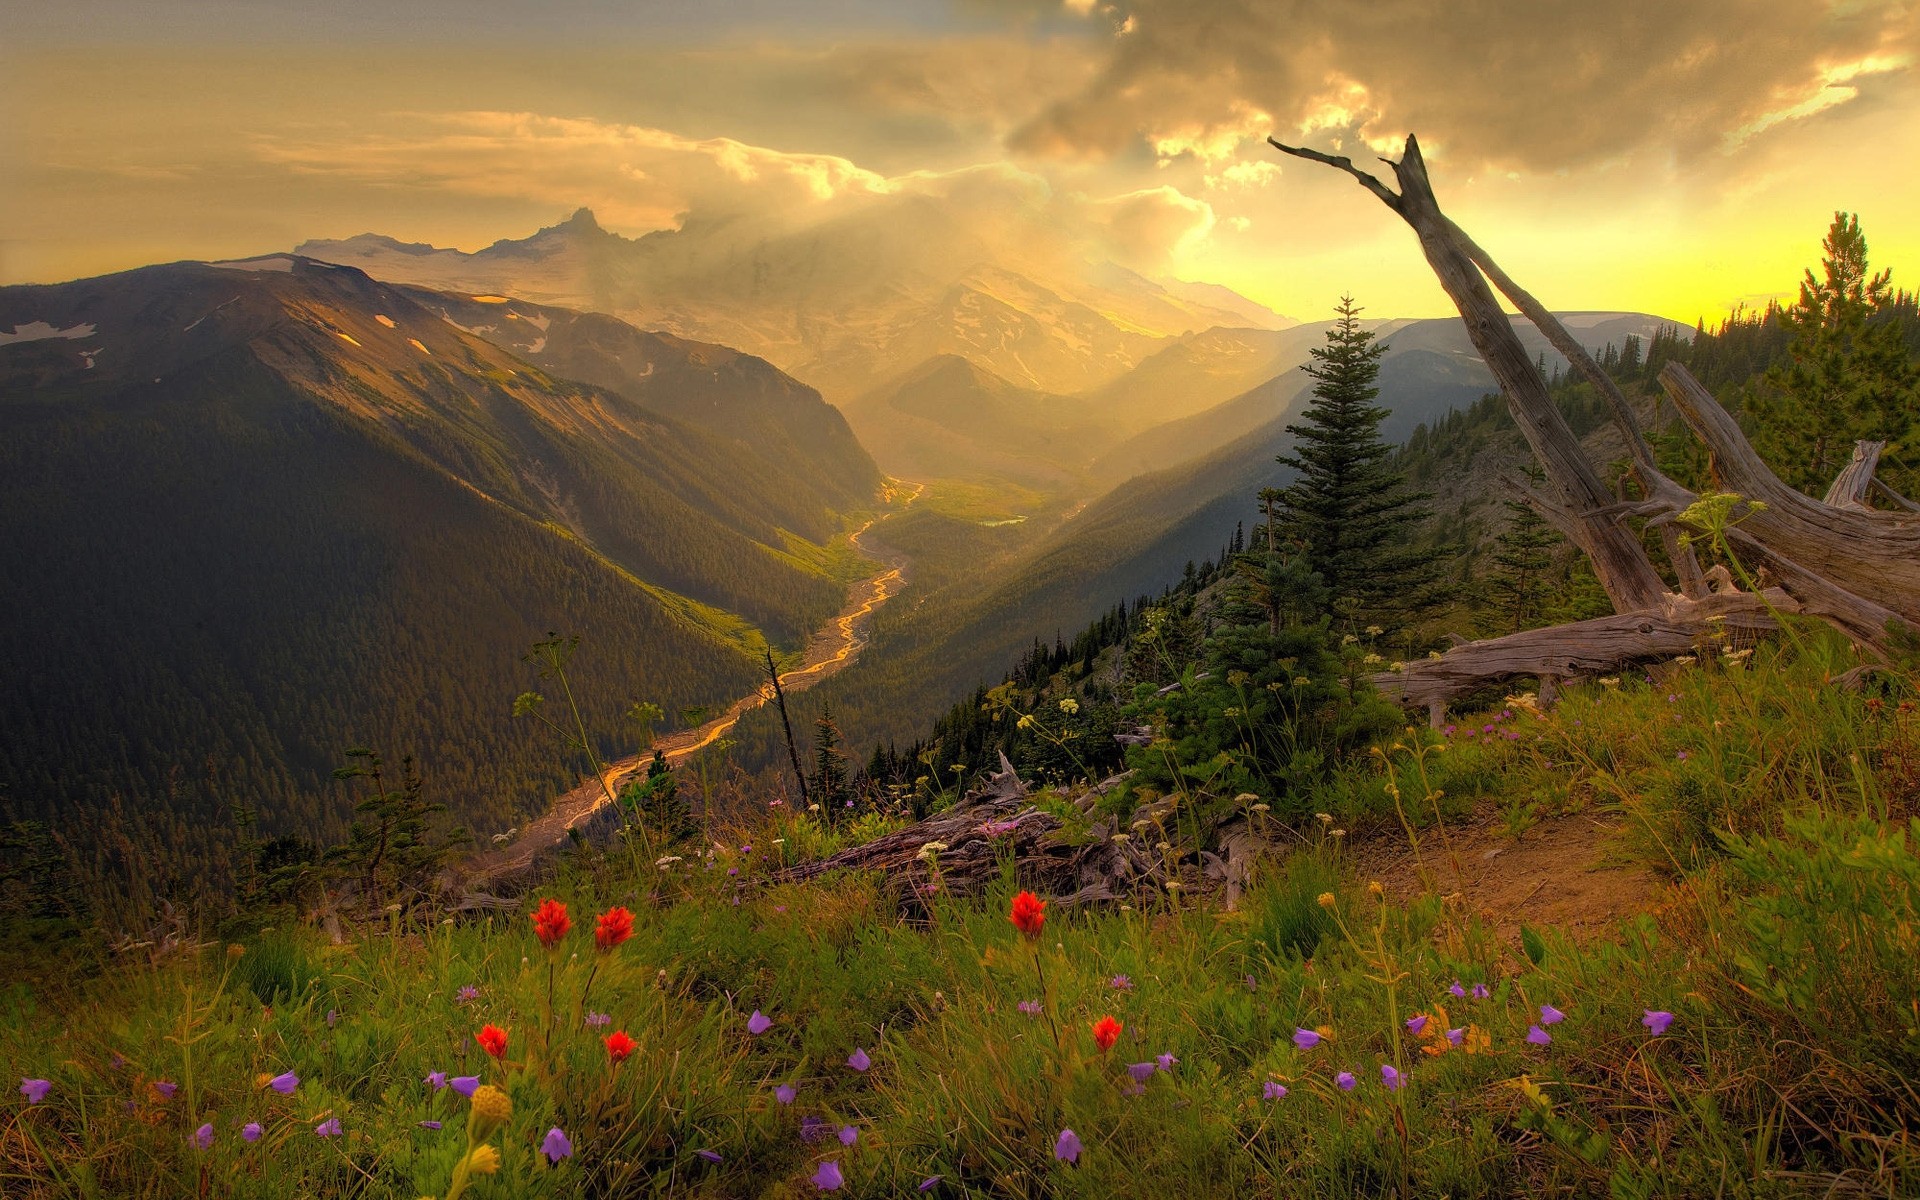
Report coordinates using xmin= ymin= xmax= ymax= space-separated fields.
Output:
xmin=0 ymin=258 xmax=879 ymax=870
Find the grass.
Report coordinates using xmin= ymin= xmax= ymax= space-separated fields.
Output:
xmin=4 ymin=641 xmax=1917 ymax=1197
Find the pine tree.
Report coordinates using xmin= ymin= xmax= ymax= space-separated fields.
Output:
xmin=1748 ymin=212 xmax=1919 ymax=496
xmin=1482 ymin=470 xmax=1562 ymax=635
xmin=811 ymin=706 xmax=851 ymax=820
xmin=1274 ymin=296 xmax=1447 ymax=631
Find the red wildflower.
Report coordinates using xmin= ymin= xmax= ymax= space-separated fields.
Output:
xmin=604 ymin=1030 xmax=637 ymax=1063
xmin=1091 ymin=1015 xmax=1122 ymax=1053
xmin=595 ymin=906 xmax=634 ymax=951
xmin=1010 ymin=890 xmax=1046 ymax=939
xmin=532 ymin=898 xmax=571 ymax=949
xmin=476 ymin=1024 xmax=508 ymax=1059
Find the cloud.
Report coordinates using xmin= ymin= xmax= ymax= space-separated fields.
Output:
xmin=251 ymin=112 xmax=896 ymax=234
xmin=1013 ymin=0 xmax=1919 ymax=174
xmin=250 ymin=111 xmax=1216 ymax=271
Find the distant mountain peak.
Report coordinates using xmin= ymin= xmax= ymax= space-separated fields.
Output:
xmin=558 ymin=207 xmax=605 ymax=234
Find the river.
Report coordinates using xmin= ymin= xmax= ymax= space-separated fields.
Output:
xmin=466 ymin=486 xmax=919 ymax=880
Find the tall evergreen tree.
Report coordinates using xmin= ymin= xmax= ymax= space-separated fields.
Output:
xmin=811 ymin=705 xmax=851 ymax=819
xmin=1274 ymin=296 xmax=1447 ymax=630
xmin=1748 ymin=212 xmax=1919 ymax=496
xmin=1482 ymin=469 xmax=1561 ymax=635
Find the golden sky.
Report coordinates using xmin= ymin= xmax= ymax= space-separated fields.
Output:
xmin=5 ymin=0 xmax=1917 ymax=324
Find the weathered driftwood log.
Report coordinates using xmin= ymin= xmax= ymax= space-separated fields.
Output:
xmin=771 ymin=754 xmax=1164 ymax=908
xmin=1373 ymin=582 xmax=1792 ymax=714
xmin=1825 ymin=441 xmax=1888 ymax=510
xmin=1655 ymin=365 xmax=1920 ymax=630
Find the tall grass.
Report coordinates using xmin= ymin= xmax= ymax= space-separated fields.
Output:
xmin=3 ymin=643 xmax=1915 ymax=1197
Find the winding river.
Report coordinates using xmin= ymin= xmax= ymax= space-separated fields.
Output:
xmin=468 ymin=487 xmax=919 ymax=880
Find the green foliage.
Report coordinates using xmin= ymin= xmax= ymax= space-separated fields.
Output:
xmin=323 ymin=749 xmax=468 ymax=915
xmin=1244 ymin=849 xmax=1343 ymax=962
xmin=1746 ymin=213 xmax=1920 ymax=496
xmin=234 ymin=931 xmax=323 ymax=1005
xmin=1276 ymin=296 xmax=1449 ymax=633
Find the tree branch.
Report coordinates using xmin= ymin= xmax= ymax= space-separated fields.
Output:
xmin=1266 ymin=138 xmax=1403 ymax=212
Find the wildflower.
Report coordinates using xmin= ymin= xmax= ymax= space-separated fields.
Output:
xmin=426 ymin=1071 xmax=447 ymax=1090
xmin=1127 ymin=1062 xmax=1156 ymax=1083
xmin=801 ymin=1115 xmax=832 ymax=1143
xmin=584 ymin=1012 xmax=611 ymax=1029
xmin=696 ymin=1149 xmax=723 ymax=1163
xmin=1010 ymin=890 xmax=1046 ymax=938
xmin=194 ymin=1123 xmax=214 ymax=1149
xmin=1336 ymin=1071 xmax=1356 ymax=1092
xmin=455 ymin=985 xmax=480 ymax=1004
xmin=919 ymin=1177 xmax=942 ymax=1191
xmin=152 ymin=1081 xmax=178 ymax=1099
xmin=747 ymin=1010 xmax=772 ymax=1035
xmin=1539 ymin=1004 xmax=1566 ymax=1025
xmin=315 ymin=1118 xmax=342 ymax=1137
xmin=1091 ymin=1016 xmax=1122 ymax=1052
xmin=1251 ymin=802 xmax=1270 ymax=812
xmin=1643 ymin=1010 xmax=1675 ymax=1036
xmin=1156 ymin=1052 xmax=1178 ymax=1072
xmin=450 ymin=1076 xmax=480 ymax=1097
xmin=241 ymin=1122 xmax=263 ymax=1142
xmin=468 ymin=1085 xmax=512 ymax=1140
xmin=605 ymin=1031 xmax=637 ymax=1063
xmin=1054 ymin=1128 xmax=1082 ymax=1164
xmin=268 ymin=1071 xmax=299 ymax=1095
xmin=839 ymin=1125 xmax=858 ymax=1146
xmin=1109 ymin=974 xmax=1133 ymax=991
xmin=1676 ymin=750 xmax=1689 ymax=761
xmin=1525 ymin=1025 xmax=1552 ymax=1046
xmin=1017 ymin=714 xmax=1037 ymax=730
xmin=326 ymin=1010 xmax=340 ymax=1028
xmin=419 ymin=1120 xmax=443 ymax=1130
xmin=812 ymin=1159 xmax=845 ymax=1190
xmin=1381 ymin=1065 xmax=1404 ymax=1091
xmin=541 ymin=1127 xmax=573 ymax=1164
xmin=476 ymin=1024 xmax=508 ymax=1059
xmin=1316 ymin=892 xmax=1337 ymax=909
xmin=847 ymin=1048 xmax=871 ymax=1071
xmin=1330 ymin=829 xmax=1346 ymax=838
xmin=466 ymin=1144 xmax=502 ymax=1174
xmin=1405 ymin=1014 xmax=1428 ymax=1036
xmin=1263 ymin=1080 xmax=1288 ymax=1100
xmin=1017 ymin=1000 xmax=1042 ymax=1017
xmin=1471 ymin=983 xmax=1490 ymax=1000
xmin=1292 ymin=1028 xmax=1322 ymax=1050
xmin=776 ymin=1084 xmax=797 ymax=1105
xmin=1059 ymin=698 xmax=1080 ymax=714
xmin=1448 ymin=980 xmax=1466 ymax=998
xmin=532 ymin=898 xmax=570 ymax=949
xmin=595 ymin=907 xmax=634 ymax=951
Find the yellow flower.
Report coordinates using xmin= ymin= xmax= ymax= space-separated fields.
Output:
xmin=465 ymin=1144 xmax=502 ymax=1175
xmin=1057 ymin=697 xmax=1080 ymax=715
xmin=1316 ymin=892 xmax=1337 ymax=909
xmin=1367 ymin=881 xmax=1385 ymax=897
xmin=467 ymin=1086 xmax=512 ymax=1141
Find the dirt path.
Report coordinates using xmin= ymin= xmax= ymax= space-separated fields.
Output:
xmin=464 ymin=486 xmax=921 ymax=881
xmin=1346 ymin=805 xmax=1660 ymax=946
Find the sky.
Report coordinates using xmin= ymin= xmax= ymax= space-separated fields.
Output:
xmin=5 ymin=0 xmax=1918 ymax=324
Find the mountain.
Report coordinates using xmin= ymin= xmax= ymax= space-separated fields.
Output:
xmin=1088 ymin=313 xmax=1683 ymax=481
xmin=0 ymin=255 xmax=879 ymax=853
xmin=841 ymin=355 xmax=1121 ymax=491
xmin=296 ymin=202 xmax=1292 ymax=404
xmin=392 ymin=286 xmax=878 ymax=512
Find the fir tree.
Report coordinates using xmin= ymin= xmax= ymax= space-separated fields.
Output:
xmin=1482 ymin=469 xmax=1562 ymax=635
xmin=1748 ymin=213 xmax=1919 ymax=496
xmin=1274 ymin=296 xmax=1447 ymax=631
xmin=811 ymin=706 xmax=851 ymax=820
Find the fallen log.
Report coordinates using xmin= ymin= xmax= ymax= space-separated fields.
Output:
xmin=1373 ymin=581 xmax=1792 ymax=718
xmin=1824 ymin=441 xmax=1888 ymax=510
xmin=771 ymin=754 xmax=1166 ymax=907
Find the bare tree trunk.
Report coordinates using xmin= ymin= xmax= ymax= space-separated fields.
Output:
xmin=1268 ymin=134 xmax=1918 ymax=710
xmin=1268 ymin=134 xmax=1671 ymax=613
